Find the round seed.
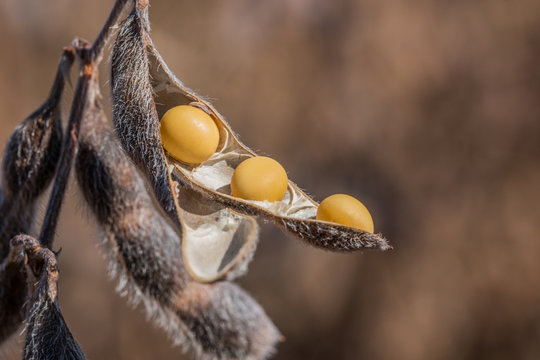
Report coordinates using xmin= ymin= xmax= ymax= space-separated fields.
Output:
xmin=160 ymin=105 xmax=220 ymax=164
xmin=231 ymin=156 xmax=288 ymax=202
xmin=316 ymin=194 xmax=374 ymax=233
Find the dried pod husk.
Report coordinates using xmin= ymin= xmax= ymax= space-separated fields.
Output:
xmin=0 ymin=53 xmax=70 ymax=344
xmin=8 ymin=235 xmax=86 ymax=360
xmin=1 ymin=100 xmax=62 ymax=203
xmin=0 ymin=52 xmax=71 ymax=260
xmin=111 ymin=9 xmax=259 ymax=282
xmin=122 ymin=8 xmax=391 ymax=252
xmin=0 ymin=99 xmax=62 ymax=258
xmin=0 ymin=237 xmax=27 ymax=344
xmin=76 ymin=87 xmax=280 ymax=359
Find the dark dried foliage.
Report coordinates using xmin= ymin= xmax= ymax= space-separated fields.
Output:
xmin=0 ymin=50 xmax=70 ymax=259
xmin=1 ymin=101 xmax=62 ymax=204
xmin=0 ymin=52 xmax=70 ymax=345
xmin=7 ymin=235 xmax=86 ymax=360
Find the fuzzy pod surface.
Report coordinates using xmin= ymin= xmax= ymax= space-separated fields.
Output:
xmin=0 ymin=53 xmax=70 ymax=344
xmin=111 ymin=8 xmax=177 ymax=220
xmin=0 ymin=51 xmax=71 ymax=260
xmin=0 ymin=104 xmax=62 ymax=259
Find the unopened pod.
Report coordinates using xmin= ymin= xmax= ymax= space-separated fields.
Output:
xmin=0 ymin=50 xmax=72 ymax=343
xmin=112 ymin=6 xmax=391 ymax=282
xmin=0 ymin=50 xmax=71 ymax=260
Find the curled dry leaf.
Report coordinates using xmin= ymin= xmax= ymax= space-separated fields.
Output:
xmin=76 ymin=77 xmax=280 ymax=360
xmin=111 ymin=8 xmax=259 ymax=282
xmin=112 ymin=7 xmax=391 ymax=258
xmin=8 ymin=235 xmax=86 ymax=360
xmin=0 ymin=50 xmax=73 ymax=260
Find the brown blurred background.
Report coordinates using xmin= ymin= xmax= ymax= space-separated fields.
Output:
xmin=1 ymin=0 xmax=540 ymax=359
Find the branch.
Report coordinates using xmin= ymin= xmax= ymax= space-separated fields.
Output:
xmin=39 ymin=0 xmax=132 ymax=249
xmin=90 ymin=0 xmax=130 ymax=61
xmin=39 ymin=42 xmax=92 ymax=248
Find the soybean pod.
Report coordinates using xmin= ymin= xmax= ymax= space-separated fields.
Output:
xmin=112 ymin=7 xmax=260 ymax=282
xmin=111 ymin=6 xmax=391 ymax=282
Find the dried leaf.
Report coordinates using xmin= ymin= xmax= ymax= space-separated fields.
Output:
xmin=76 ymin=77 xmax=280 ymax=359
xmin=111 ymin=9 xmax=259 ymax=282
xmin=8 ymin=235 xmax=86 ymax=360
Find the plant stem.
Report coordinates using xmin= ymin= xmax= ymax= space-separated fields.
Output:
xmin=90 ymin=0 xmax=130 ymax=61
xmin=39 ymin=0 xmax=132 ymax=249
xmin=0 ymin=47 xmax=75 ymax=241
xmin=39 ymin=46 xmax=92 ymax=248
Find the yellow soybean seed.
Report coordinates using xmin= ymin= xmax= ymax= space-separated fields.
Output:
xmin=316 ymin=194 xmax=374 ymax=233
xmin=231 ymin=156 xmax=288 ymax=202
xmin=160 ymin=105 xmax=220 ymax=164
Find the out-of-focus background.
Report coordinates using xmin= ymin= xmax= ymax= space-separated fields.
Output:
xmin=1 ymin=0 xmax=540 ymax=359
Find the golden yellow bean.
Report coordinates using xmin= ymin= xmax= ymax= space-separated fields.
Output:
xmin=316 ymin=194 xmax=374 ymax=233
xmin=160 ymin=105 xmax=220 ymax=164
xmin=231 ymin=156 xmax=288 ymax=202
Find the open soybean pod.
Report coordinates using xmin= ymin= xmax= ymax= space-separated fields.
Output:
xmin=112 ymin=7 xmax=259 ymax=282
xmin=148 ymin=40 xmax=392 ymax=252
xmin=0 ymin=49 xmax=73 ymax=260
xmin=75 ymin=85 xmax=280 ymax=360
xmin=8 ymin=235 xmax=86 ymax=360
xmin=114 ymin=6 xmax=391 ymax=259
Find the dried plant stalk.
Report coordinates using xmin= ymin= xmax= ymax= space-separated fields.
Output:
xmin=6 ymin=235 xmax=86 ymax=360
xmin=0 ymin=50 xmax=73 ymax=345
xmin=76 ymin=76 xmax=280 ymax=359
xmin=111 ymin=7 xmax=177 ymax=220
